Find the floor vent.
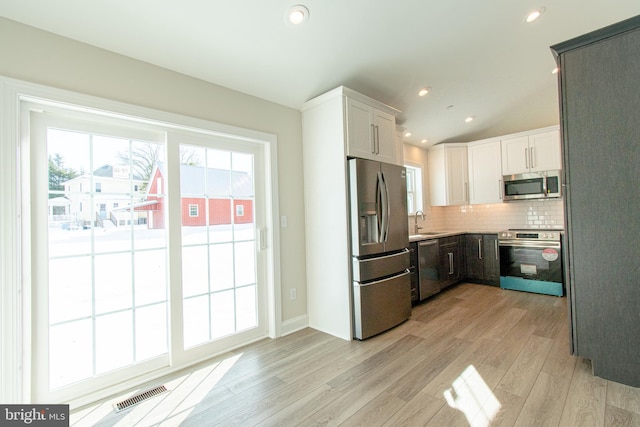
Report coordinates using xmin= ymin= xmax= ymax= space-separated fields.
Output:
xmin=113 ymin=385 xmax=168 ymax=412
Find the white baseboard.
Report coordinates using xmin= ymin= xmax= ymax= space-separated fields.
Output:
xmin=280 ymin=314 xmax=309 ymax=336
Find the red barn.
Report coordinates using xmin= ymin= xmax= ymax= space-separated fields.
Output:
xmin=137 ymin=162 xmax=254 ymax=229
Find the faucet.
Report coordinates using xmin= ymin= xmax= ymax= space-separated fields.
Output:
xmin=414 ymin=210 xmax=425 ymax=235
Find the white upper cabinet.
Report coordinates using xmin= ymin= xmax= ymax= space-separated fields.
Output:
xmin=468 ymin=139 xmax=502 ymax=204
xmin=346 ymin=97 xmax=397 ymax=165
xmin=501 ymin=128 xmax=561 ymax=175
xmin=428 ymin=144 xmax=468 ymax=206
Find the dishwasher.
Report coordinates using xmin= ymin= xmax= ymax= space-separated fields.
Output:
xmin=418 ymin=239 xmax=440 ymax=300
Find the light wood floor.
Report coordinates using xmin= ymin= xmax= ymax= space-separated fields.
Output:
xmin=71 ymin=283 xmax=640 ymax=426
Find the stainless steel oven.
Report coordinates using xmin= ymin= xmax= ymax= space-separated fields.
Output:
xmin=498 ymin=229 xmax=564 ymax=296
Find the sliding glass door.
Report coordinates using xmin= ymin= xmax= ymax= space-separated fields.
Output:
xmin=28 ymin=107 xmax=267 ymax=404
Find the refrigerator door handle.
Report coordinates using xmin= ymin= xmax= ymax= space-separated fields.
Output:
xmin=355 ymin=269 xmax=411 ymax=287
xmin=379 ymin=171 xmax=390 ymax=242
xmin=376 ymin=171 xmax=384 ymax=242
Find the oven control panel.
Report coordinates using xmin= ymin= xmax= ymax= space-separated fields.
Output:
xmin=499 ymin=230 xmax=561 ymax=241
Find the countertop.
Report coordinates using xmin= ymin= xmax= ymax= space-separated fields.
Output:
xmin=408 ymin=229 xmax=564 ymax=242
xmin=409 ymin=230 xmax=501 ymax=242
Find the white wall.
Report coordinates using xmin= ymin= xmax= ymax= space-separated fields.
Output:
xmin=0 ymin=17 xmax=307 ymax=323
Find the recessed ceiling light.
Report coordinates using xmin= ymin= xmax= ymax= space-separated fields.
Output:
xmin=404 ymin=131 xmax=412 ymax=137
xmin=525 ymin=7 xmax=545 ymax=23
xmin=465 ymin=116 xmax=476 ymax=123
xmin=418 ymin=87 xmax=431 ymax=97
xmin=287 ymin=4 xmax=309 ymax=25
xmin=551 ymin=67 xmax=559 ymax=74
xmin=421 ymin=139 xmax=428 ymax=144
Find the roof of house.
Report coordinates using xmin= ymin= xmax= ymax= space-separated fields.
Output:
xmin=153 ymin=162 xmax=253 ymax=197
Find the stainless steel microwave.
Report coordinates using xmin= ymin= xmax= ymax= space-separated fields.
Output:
xmin=503 ymin=170 xmax=562 ymax=201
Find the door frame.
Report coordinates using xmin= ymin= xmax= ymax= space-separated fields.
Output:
xmin=0 ymin=77 xmax=283 ymax=407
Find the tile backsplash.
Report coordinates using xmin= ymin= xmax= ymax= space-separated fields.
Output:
xmin=411 ymin=199 xmax=565 ymax=232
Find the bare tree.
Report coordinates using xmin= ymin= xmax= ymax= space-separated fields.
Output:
xmin=117 ymin=143 xmax=201 ymax=190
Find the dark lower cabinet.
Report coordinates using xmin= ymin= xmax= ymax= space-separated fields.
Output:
xmin=409 ymin=242 xmax=419 ymax=304
xmin=465 ymin=234 xmax=499 ymax=286
xmin=411 ymin=233 xmax=499 ymax=303
xmin=438 ymin=235 xmax=464 ymax=289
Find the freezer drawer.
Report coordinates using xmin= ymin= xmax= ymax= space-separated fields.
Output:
xmin=352 ymin=249 xmax=410 ymax=283
xmin=353 ymin=271 xmax=411 ymax=340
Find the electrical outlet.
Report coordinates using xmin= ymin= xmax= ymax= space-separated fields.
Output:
xmin=290 ymin=288 xmax=297 ymax=300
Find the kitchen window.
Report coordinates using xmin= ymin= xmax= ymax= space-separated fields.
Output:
xmin=404 ymin=163 xmax=424 ymax=214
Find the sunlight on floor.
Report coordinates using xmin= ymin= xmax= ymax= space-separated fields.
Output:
xmin=112 ymin=352 xmax=244 ymax=426
xmin=443 ymin=365 xmax=501 ymax=427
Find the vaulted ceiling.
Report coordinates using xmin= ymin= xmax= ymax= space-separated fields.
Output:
xmin=1 ymin=1 xmax=639 ymax=146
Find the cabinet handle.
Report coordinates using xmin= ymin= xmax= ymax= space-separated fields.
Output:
xmin=448 ymin=252 xmax=454 ymax=274
xmin=498 ymin=179 xmax=503 ymax=200
xmin=494 ymin=239 xmax=499 ymax=260
xmin=370 ymin=124 xmax=376 ymax=154
xmin=375 ymin=125 xmax=380 ymax=154
xmin=525 ymin=148 xmax=529 ymax=169
xmin=530 ymin=147 xmax=535 ymax=169
xmin=478 ymin=238 xmax=482 ymax=260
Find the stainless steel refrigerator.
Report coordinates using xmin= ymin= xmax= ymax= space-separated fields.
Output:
xmin=348 ymin=158 xmax=411 ymax=340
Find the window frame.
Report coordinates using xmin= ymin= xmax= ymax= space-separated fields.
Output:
xmin=404 ymin=162 xmax=424 ymax=215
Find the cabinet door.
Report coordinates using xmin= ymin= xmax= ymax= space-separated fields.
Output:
xmin=373 ymin=109 xmax=397 ymax=164
xmin=345 ymin=97 xmax=375 ymax=160
xmin=501 ymin=135 xmax=529 ymax=175
xmin=465 ymin=234 xmax=484 ymax=280
xmin=529 ymin=130 xmax=561 ymax=172
xmin=482 ymin=234 xmax=500 ymax=285
xmin=446 ymin=146 xmax=468 ymax=205
xmin=468 ymin=141 xmax=502 ymax=204
xmin=452 ymin=244 xmax=464 ymax=283
xmin=345 ymin=97 xmax=397 ymax=164
xmin=439 ymin=239 xmax=463 ymax=289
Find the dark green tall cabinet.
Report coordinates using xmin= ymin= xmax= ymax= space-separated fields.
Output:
xmin=551 ymin=15 xmax=640 ymax=387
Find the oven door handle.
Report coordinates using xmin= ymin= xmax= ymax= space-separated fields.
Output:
xmin=499 ymin=240 xmax=561 ymax=249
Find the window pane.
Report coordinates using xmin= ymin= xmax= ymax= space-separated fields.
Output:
xmin=404 ymin=164 xmax=423 ymax=214
xmin=183 ymin=296 xmax=209 ymax=348
xmin=236 ymin=285 xmax=257 ymax=331
xmin=49 ymin=257 xmax=92 ymax=324
xmin=94 ymin=253 xmax=133 ymax=314
xmin=49 ymin=319 xmax=93 ymax=389
xmin=210 ymin=243 xmax=234 ymax=292
xmin=95 ymin=311 xmax=133 ymax=374
xmin=182 ymin=246 xmax=209 ymax=297
xmin=234 ymin=242 xmax=255 ymax=287
xmin=134 ymin=249 xmax=167 ymax=306
xmin=135 ymin=303 xmax=167 ymax=361
xmin=231 ymin=152 xmax=253 ymax=197
xmin=211 ymin=290 xmax=235 ymax=339
xmin=206 ymin=148 xmax=231 ymax=170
